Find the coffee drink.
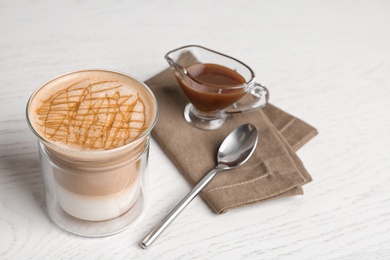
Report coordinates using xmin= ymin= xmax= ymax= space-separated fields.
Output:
xmin=27 ymin=70 xmax=158 ymax=222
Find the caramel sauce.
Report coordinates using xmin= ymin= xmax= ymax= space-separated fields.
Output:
xmin=177 ymin=63 xmax=247 ymax=112
xmin=36 ymin=80 xmax=146 ymax=150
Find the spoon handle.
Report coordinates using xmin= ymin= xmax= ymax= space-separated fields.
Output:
xmin=141 ymin=167 xmax=222 ymax=249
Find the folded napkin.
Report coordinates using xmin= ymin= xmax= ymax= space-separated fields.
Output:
xmin=145 ymin=54 xmax=317 ymax=214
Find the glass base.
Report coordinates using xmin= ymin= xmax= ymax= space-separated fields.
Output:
xmin=183 ymin=103 xmax=228 ymax=130
xmin=46 ymin=190 xmax=146 ymax=237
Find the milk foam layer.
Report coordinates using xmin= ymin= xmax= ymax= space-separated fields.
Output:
xmin=28 ymin=70 xmax=156 ymax=151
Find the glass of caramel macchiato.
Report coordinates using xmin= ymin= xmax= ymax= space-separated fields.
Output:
xmin=26 ymin=70 xmax=158 ymax=237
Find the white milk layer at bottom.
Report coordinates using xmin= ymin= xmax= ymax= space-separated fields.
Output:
xmin=55 ymin=174 xmax=141 ymax=221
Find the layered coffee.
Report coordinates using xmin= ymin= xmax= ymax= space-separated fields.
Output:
xmin=27 ymin=70 xmax=158 ymax=222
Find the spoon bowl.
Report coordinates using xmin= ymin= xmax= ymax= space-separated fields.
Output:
xmin=141 ymin=123 xmax=258 ymax=249
xmin=218 ymin=123 xmax=258 ymax=168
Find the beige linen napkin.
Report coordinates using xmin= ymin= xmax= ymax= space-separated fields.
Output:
xmin=145 ymin=58 xmax=317 ymax=214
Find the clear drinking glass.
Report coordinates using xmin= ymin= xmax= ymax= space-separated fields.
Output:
xmin=26 ymin=70 xmax=158 ymax=237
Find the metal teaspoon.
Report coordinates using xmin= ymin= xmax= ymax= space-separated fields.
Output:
xmin=140 ymin=123 xmax=259 ymax=249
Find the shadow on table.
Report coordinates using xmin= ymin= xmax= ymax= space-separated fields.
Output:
xmin=0 ymin=144 xmax=45 ymax=210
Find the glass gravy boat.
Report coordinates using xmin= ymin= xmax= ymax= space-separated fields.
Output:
xmin=165 ymin=45 xmax=269 ymax=130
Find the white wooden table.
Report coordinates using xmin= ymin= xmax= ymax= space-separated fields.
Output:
xmin=1 ymin=1 xmax=389 ymax=259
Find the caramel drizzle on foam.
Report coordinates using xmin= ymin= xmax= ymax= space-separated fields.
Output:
xmin=36 ymin=80 xmax=147 ymax=150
